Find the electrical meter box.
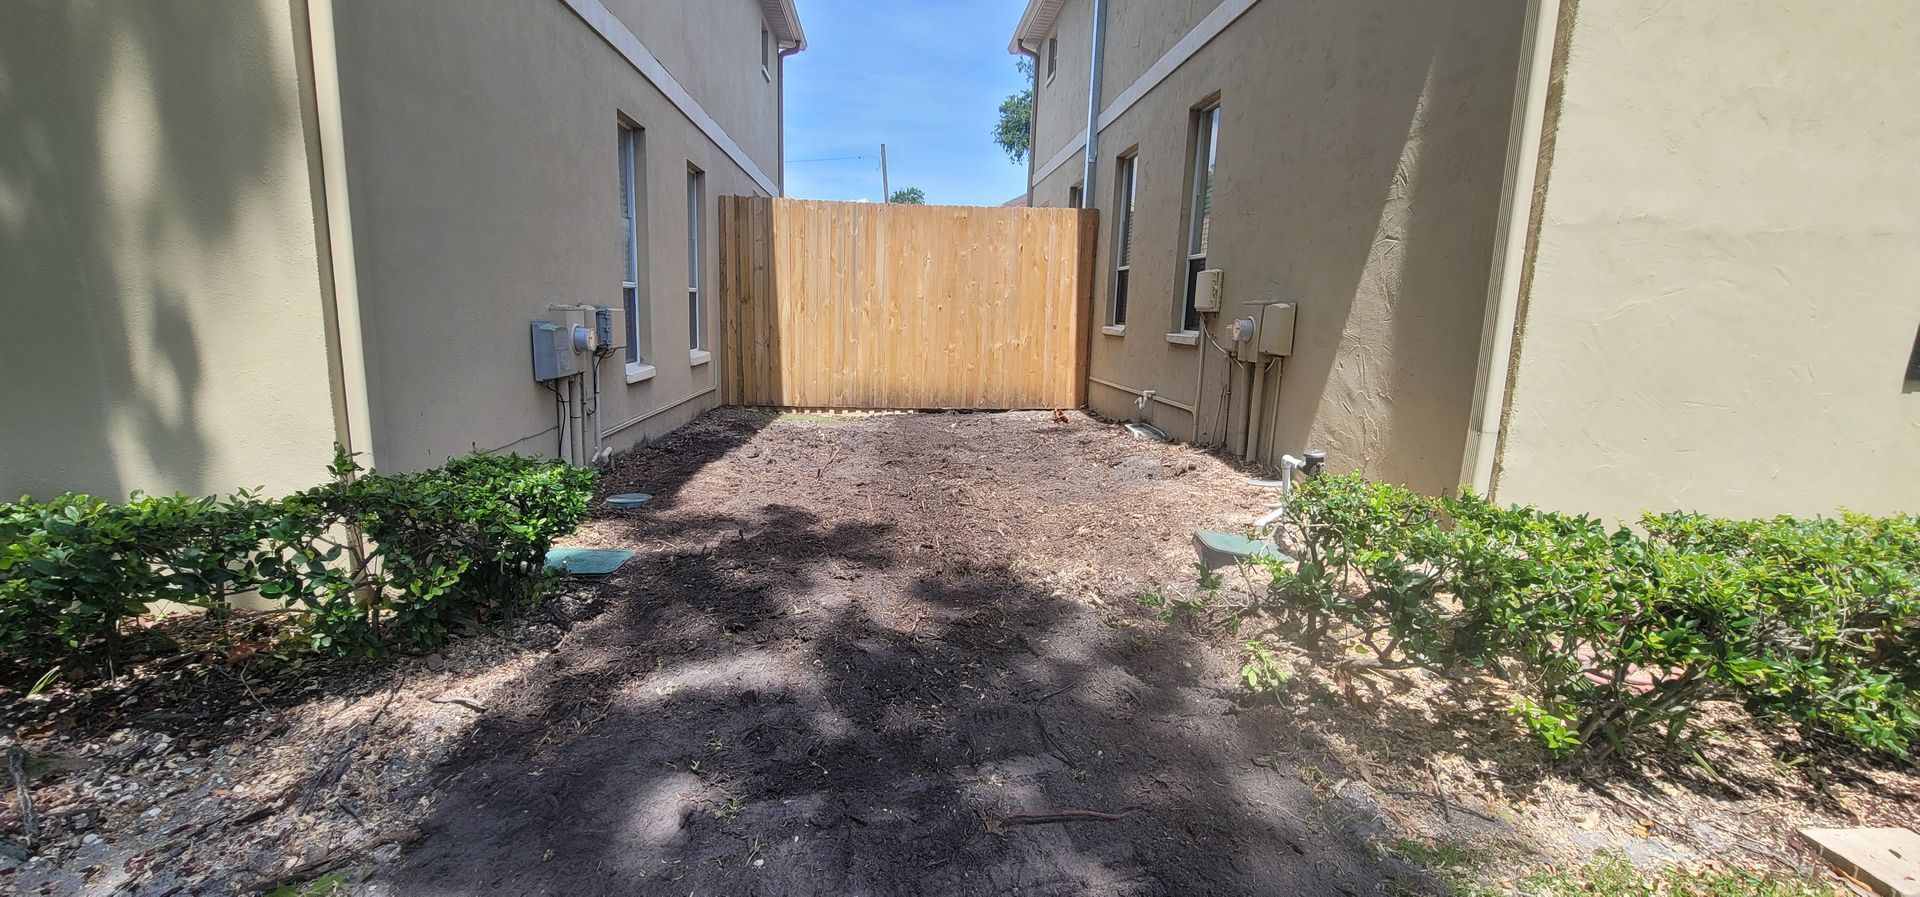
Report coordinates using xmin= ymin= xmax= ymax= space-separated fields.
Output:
xmin=595 ymin=306 xmax=626 ymax=351
xmin=530 ymin=321 xmax=579 ymax=381
xmin=546 ymin=304 xmax=597 ymax=354
xmin=1259 ymin=303 xmax=1297 ymax=357
xmin=1193 ymin=269 xmax=1224 ymax=313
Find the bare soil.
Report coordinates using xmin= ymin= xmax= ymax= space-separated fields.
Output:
xmin=370 ymin=409 xmax=1408 ymax=896
xmin=7 ymin=408 xmax=1914 ymax=896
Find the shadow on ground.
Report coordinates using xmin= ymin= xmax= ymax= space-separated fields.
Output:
xmin=371 ymin=411 xmax=1424 ymax=896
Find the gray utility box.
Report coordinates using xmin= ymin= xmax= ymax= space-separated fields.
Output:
xmin=530 ymin=321 xmax=579 ymax=381
xmin=596 ymin=306 xmax=626 ymax=351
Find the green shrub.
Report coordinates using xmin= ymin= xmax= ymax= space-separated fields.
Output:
xmin=1232 ymin=474 xmax=1920 ymax=761
xmin=0 ymin=491 xmax=276 ymax=668
xmin=0 ymin=447 xmax=596 ymax=668
xmin=269 ymin=448 xmax=594 ymax=655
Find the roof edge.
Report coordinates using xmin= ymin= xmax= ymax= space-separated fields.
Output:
xmin=1007 ymin=0 xmax=1065 ymax=54
xmin=761 ymin=0 xmax=807 ymax=51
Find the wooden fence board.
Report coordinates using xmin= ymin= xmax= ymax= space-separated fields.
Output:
xmin=719 ymin=198 xmax=1097 ymax=410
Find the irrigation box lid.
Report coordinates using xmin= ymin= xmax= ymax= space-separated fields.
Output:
xmin=543 ymin=548 xmax=635 ymax=577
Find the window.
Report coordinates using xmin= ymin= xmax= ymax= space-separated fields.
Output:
xmin=761 ymin=27 xmax=770 ymax=76
xmin=1067 ymin=182 xmax=1083 ymax=209
xmin=618 ymin=123 xmax=644 ymax=363
xmin=1046 ymin=37 xmax=1058 ymax=81
xmin=687 ymin=165 xmax=706 ymax=351
xmin=1908 ymin=325 xmax=1920 ymax=382
xmin=1110 ymin=154 xmax=1138 ymax=327
xmin=1179 ymin=105 xmax=1220 ymax=333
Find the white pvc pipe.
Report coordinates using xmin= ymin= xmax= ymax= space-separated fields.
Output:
xmin=1244 ymin=357 xmax=1267 ymax=462
xmin=1461 ymin=0 xmax=1561 ymax=494
xmin=305 ymin=0 xmax=375 ymax=470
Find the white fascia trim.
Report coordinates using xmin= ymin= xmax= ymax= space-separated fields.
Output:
xmin=760 ymin=0 xmax=807 ymax=49
xmin=559 ymin=0 xmax=781 ymax=196
xmin=1032 ymin=0 xmax=1261 ymax=186
xmin=1008 ymin=0 xmax=1066 ymax=53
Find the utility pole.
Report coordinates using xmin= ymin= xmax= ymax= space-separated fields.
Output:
xmin=880 ymin=143 xmax=890 ymax=203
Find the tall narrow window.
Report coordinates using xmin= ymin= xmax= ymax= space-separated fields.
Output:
xmin=1111 ymin=154 xmax=1138 ymax=327
xmin=1046 ymin=37 xmax=1058 ymax=81
xmin=1068 ymin=182 xmax=1083 ymax=209
xmin=1180 ymin=105 xmax=1221 ymax=333
xmin=618 ymin=123 xmax=643 ymax=363
xmin=687 ymin=165 xmax=706 ymax=352
xmin=1907 ymin=324 xmax=1920 ymax=382
xmin=761 ymin=27 xmax=770 ymax=74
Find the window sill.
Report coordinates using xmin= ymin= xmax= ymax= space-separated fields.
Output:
xmin=1166 ymin=331 xmax=1200 ymax=347
xmin=1101 ymin=325 xmax=1126 ymax=337
xmin=762 ymin=66 xmax=772 ymax=83
xmin=690 ymin=349 xmax=712 ymax=366
xmin=625 ymin=362 xmax=657 ymax=384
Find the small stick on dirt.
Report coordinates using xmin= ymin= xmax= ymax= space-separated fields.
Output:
xmin=988 ymin=808 xmax=1141 ymax=835
xmin=1034 ymin=712 xmax=1076 ymax=769
xmin=300 ymin=687 xmax=399 ymax=812
xmin=1426 ymin=759 xmax=1452 ymax=824
xmin=430 ymin=695 xmax=488 ymax=713
xmin=7 ymin=746 xmax=36 ymax=847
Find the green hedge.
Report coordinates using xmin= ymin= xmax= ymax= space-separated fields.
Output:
xmin=1220 ymin=474 xmax=1919 ymax=761
xmin=0 ymin=448 xmax=594 ymax=669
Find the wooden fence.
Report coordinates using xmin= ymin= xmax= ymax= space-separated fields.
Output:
xmin=718 ymin=197 xmax=1098 ymax=410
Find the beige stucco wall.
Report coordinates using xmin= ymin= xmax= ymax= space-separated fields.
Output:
xmin=1495 ymin=0 xmax=1920 ymax=521
xmin=1030 ymin=0 xmax=1093 ymax=173
xmin=0 ymin=0 xmax=340 ymax=501
xmin=604 ymin=0 xmax=785 ymax=179
xmin=330 ymin=0 xmax=777 ymax=472
xmin=1032 ymin=0 xmax=1525 ymax=494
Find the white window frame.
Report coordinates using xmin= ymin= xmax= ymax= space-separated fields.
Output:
xmin=1178 ymin=104 xmax=1220 ymax=336
xmin=618 ymin=123 xmax=647 ymax=377
xmin=761 ymin=26 xmax=772 ymax=81
xmin=1109 ymin=154 xmax=1138 ymax=329
xmin=1046 ymin=37 xmax=1058 ymax=83
xmin=687 ymin=164 xmax=708 ymax=359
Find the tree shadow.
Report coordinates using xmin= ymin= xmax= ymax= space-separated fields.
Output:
xmin=373 ymin=417 xmax=1440 ymax=896
xmin=0 ymin=0 xmax=331 ymax=500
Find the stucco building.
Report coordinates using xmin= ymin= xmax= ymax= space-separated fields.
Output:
xmin=1 ymin=0 xmax=803 ymax=500
xmin=1012 ymin=0 xmax=1920 ymax=521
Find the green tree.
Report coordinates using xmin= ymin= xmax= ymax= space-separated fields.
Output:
xmin=888 ymin=187 xmax=926 ymax=205
xmin=992 ymin=58 xmax=1034 ymax=165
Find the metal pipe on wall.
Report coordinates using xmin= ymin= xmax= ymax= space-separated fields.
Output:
xmin=1081 ymin=0 xmax=1108 ymax=203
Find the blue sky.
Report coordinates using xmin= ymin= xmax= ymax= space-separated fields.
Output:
xmin=784 ymin=0 xmax=1032 ymax=207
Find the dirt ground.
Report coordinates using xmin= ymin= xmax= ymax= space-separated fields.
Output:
xmin=7 ymin=409 xmax=1913 ymax=896
xmin=369 ymin=409 xmax=1415 ymax=896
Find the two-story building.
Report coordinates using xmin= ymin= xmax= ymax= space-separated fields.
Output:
xmin=1012 ymin=0 xmax=1919 ymax=520
xmin=1 ymin=0 xmax=804 ymax=500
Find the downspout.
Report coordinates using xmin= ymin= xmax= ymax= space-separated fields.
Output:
xmin=1460 ymin=0 xmax=1562 ymax=495
xmin=778 ymin=42 xmax=802 ymax=196
xmin=1081 ymin=0 xmax=1108 ymax=205
xmin=305 ymin=0 xmax=375 ymax=470
xmin=1014 ymin=40 xmax=1041 ymax=206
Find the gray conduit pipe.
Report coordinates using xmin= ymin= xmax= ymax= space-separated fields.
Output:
xmin=602 ymin=387 xmax=720 ymax=439
xmin=1088 ymin=376 xmax=1196 ymax=414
